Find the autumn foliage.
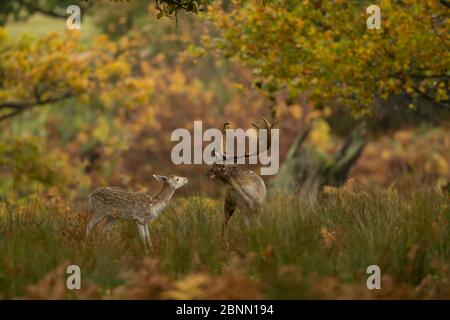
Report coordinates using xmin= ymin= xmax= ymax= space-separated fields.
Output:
xmin=0 ymin=0 xmax=449 ymax=300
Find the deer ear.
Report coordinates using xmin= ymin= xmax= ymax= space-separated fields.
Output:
xmin=153 ymin=174 xmax=169 ymax=182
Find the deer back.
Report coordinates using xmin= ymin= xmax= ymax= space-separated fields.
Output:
xmin=89 ymin=187 xmax=152 ymax=216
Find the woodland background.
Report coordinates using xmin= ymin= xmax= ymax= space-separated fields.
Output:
xmin=0 ymin=0 xmax=449 ymax=299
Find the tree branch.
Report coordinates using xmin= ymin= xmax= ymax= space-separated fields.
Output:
xmin=412 ymin=87 xmax=450 ymax=109
xmin=439 ymin=0 xmax=450 ymax=8
xmin=0 ymin=90 xmax=75 ymax=122
xmin=0 ymin=105 xmax=32 ymax=121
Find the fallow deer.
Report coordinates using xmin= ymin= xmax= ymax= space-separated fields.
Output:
xmin=205 ymin=116 xmax=275 ymax=234
xmin=86 ymin=174 xmax=188 ymax=252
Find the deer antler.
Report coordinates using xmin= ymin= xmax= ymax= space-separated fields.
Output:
xmin=248 ymin=115 xmax=275 ymax=157
xmin=221 ymin=122 xmax=230 ymax=155
xmin=222 ymin=122 xmax=231 ymax=133
xmin=219 ymin=115 xmax=276 ymax=161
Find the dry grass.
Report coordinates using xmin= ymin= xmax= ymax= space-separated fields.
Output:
xmin=0 ymin=188 xmax=449 ymax=299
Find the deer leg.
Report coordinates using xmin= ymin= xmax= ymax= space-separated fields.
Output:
xmin=242 ymin=212 xmax=252 ymax=228
xmin=136 ymin=222 xmax=148 ymax=253
xmin=102 ymin=216 xmax=116 ymax=234
xmin=144 ymin=224 xmax=152 ymax=248
xmin=85 ymin=212 xmax=106 ymax=239
xmin=222 ymin=192 xmax=237 ymax=237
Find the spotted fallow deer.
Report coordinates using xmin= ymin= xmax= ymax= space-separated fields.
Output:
xmin=204 ymin=116 xmax=275 ymax=234
xmin=86 ymin=175 xmax=188 ymax=252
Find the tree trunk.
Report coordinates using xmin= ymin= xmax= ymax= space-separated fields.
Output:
xmin=270 ymin=122 xmax=366 ymax=204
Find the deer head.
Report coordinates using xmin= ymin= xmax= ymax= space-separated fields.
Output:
xmin=205 ymin=115 xmax=276 ymax=183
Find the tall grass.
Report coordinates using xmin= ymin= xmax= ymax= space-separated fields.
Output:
xmin=0 ymin=188 xmax=449 ymax=299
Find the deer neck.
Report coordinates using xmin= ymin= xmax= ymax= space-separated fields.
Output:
xmin=150 ymin=184 xmax=176 ymax=217
xmin=219 ymin=165 xmax=239 ymax=184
